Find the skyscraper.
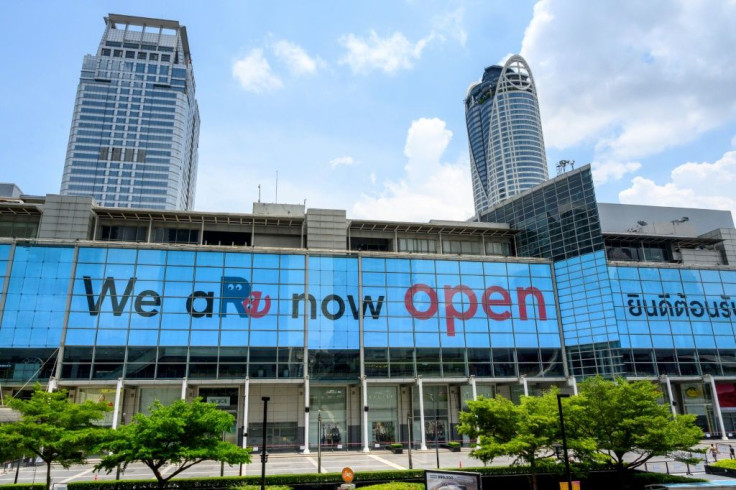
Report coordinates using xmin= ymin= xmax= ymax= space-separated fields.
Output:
xmin=60 ymin=14 xmax=199 ymax=210
xmin=465 ymin=55 xmax=548 ymax=216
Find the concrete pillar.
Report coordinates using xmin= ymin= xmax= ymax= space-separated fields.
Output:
xmin=417 ymin=377 xmax=427 ymax=450
xmin=705 ymin=375 xmax=728 ymax=440
xmin=470 ymin=375 xmax=477 ymax=400
xmin=112 ymin=378 xmax=123 ymax=429
xmin=362 ymin=376 xmax=370 ymax=452
xmin=303 ymin=376 xmax=311 ymax=453
xmin=660 ymin=375 xmax=676 ymax=417
xmin=520 ymin=375 xmax=529 ymax=397
xmin=568 ymin=376 xmax=578 ymax=396
xmin=242 ymin=377 xmax=250 ymax=448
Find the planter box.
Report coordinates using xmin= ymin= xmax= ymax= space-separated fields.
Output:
xmin=388 ymin=445 xmax=403 ymax=454
xmin=705 ymin=464 xmax=736 ymax=477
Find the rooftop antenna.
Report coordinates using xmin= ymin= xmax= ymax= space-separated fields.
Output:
xmin=257 ymin=184 xmax=261 ymax=203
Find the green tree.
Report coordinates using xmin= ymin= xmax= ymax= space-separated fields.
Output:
xmin=458 ymin=389 xmax=576 ymax=490
xmin=95 ymin=398 xmax=251 ymax=489
xmin=568 ymin=377 xmax=703 ymax=474
xmin=0 ymin=385 xmax=111 ymax=490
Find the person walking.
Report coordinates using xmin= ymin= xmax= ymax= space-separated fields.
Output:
xmin=711 ymin=443 xmax=719 ymax=462
xmin=729 ymin=444 xmax=735 ymax=460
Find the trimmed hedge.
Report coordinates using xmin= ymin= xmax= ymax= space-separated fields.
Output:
xmin=356 ymin=484 xmax=424 ymax=490
xmin=0 ymin=466 xmax=707 ymax=490
xmin=711 ymin=459 xmax=736 ymax=470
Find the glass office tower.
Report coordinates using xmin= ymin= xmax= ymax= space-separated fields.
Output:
xmin=465 ymin=55 xmax=548 ymax=215
xmin=60 ymin=14 xmax=199 ymax=210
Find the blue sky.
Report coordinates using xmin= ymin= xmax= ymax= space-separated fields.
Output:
xmin=1 ymin=0 xmax=735 ymax=222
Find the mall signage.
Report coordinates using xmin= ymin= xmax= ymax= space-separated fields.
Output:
xmin=83 ymin=275 xmax=548 ymax=337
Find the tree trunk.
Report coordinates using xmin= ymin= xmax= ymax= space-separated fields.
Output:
xmin=46 ymin=460 xmax=52 ymax=490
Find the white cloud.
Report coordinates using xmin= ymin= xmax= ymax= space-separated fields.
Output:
xmin=272 ymin=40 xmax=325 ymax=75
xmin=352 ymin=118 xmax=474 ymax=221
xmin=339 ymin=30 xmax=436 ymax=74
xmin=522 ymin=0 xmax=736 ymax=164
xmin=232 ymin=48 xmax=283 ymax=93
xmin=433 ymin=7 xmax=467 ymax=47
xmin=618 ymin=151 xmax=736 ymax=218
xmin=329 ymin=156 xmax=357 ymax=168
xmin=592 ymin=161 xmax=641 ymax=185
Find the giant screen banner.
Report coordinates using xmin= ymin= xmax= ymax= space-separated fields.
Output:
xmin=0 ymin=245 xmax=559 ymax=350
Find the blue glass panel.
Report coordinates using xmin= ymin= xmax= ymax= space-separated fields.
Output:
xmin=196 ymin=252 xmax=223 ymax=267
xmin=224 ymin=252 xmax=252 ymax=269
xmin=651 ymin=335 xmax=674 ymax=348
xmin=159 ymin=330 xmax=189 ymax=345
xmin=190 ymin=330 xmax=218 ymax=346
xmin=278 ymin=330 xmax=303 ymax=346
xmin=703 ymin=283 xmax=724 ymax=295
xmin=435 ymin=260 xmax=459 ymax=275
xmin=78 ymin=247 xmax=108 ymax=263
xmin=128 ymin=329 xmax=159 ymax=345
xmin=465 ymin=332 xmax=490 ymax=347
xmin=96 ymin=329 xmax=128 ymax=345
xmin=460 ymin=261 xmax=483 ymax=276
xmin=615 ymin=267 xmax=639 ymax=280
xmin=410 ymin=259 xmax=435 ymax=274
xmin=386 ymin=272 xmax=411 ymax=287
xmin=165 ymin=266 xmax=193 ymax=282
xmin=721 ymin=271 xmax=736 ymax=284
xmin=715 ymin=336 xmax=736 ymax=348
xmin=629 ymin=335 xmax=653 ymax=348
xmin=167 ymin=251 xmax=195 ymax=266
xmin=254 ymin=268 xmax=279 ymax=284
xmin=415 ymin=333 xmax=441 ymax=347
xmin=280 ymin=269 xmax=305 ymax=284
xmin=491 ymin=332 xmax=514 ymax=347
xmin=65 ymin=328 xmax=97 ymax=345
xmin=638 ymin=268 xmax=660 ymax=281
xmin=483 ymin=262 xmax=507 ymax=276
xmin=441 ymin=333 xmax=466 ymax=348
xmin=279 ymin=254 xmax=304 ymax=269
xmin=221 ymin=331 xmax=248 ymax=346
xmin=107 ymin=248 xmax=137 ymax=264
xmin=694 ymin=336 xmax=716 ymax=348
xmin=385 ymin=258 xmax=410 ymax=273
xmin=76 ymin=263 xmax=107 ymax=277
xmin=137 ymin=249 xmax=167 ymax=265
xmin=680 ymin=270 xmax=700 ymax=282
xmin=529 ymin=264 xmax=551 ymax=278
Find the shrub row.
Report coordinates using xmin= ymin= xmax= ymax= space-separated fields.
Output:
xmin=0 ymin=466 xmax=706 ymax=490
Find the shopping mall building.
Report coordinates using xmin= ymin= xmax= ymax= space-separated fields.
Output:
xmin=1 ymin=166 xmax=735 ymax=451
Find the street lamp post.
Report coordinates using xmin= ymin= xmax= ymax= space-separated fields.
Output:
xmin=260 ymin=397 xmax=270 ymax=490
xmin=407 ymin=413 xmax=413 ymax=469
xmin=557 ymin=394 xmax=572 ymax=490
xmin=317 ymin=410 xmax=322 ymax=474
xmin=433 ymin=397 xmax=440 ymax=469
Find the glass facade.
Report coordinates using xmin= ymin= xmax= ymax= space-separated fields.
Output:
xmin=0 ymin=244 xmax=560 ymax=382
xmin=555 ymin=250 xmax=621 ymax=377
xmin=465 ymin=55 xmax=548 ymax=214
xmin=609 ymin=263 xmax=736 ymax=377
xmin=481 ymin=166 xmax=603 ymax=261
xmin=60 ymin=15 xmax=199 ymax=210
